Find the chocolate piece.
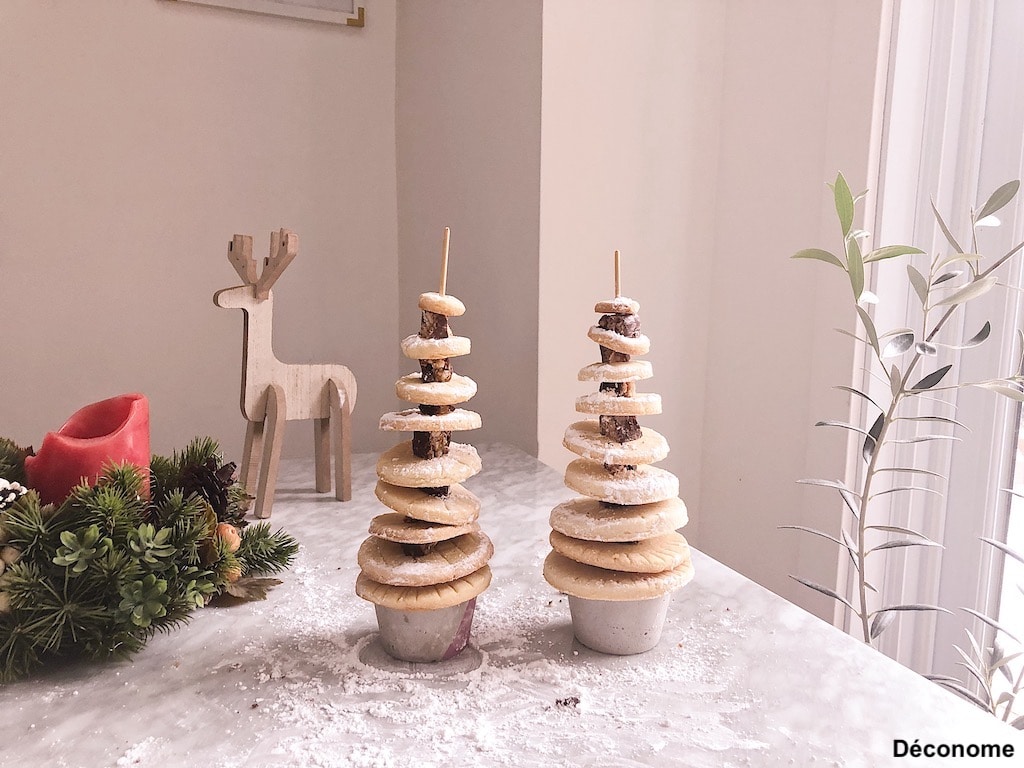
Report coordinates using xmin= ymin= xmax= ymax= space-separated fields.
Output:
xmin=400 ymin=542 xmax=438 ymax=557
xmin=412 ymin=430 xmax=451 ymax=459
xmin=419 ymin=310 xmax=449 ymax=340
xmin=598 ymin=382 xmax=636 ymax=397
xmin=600 ymin=415 xmax=641 ymax=443
xmin=419 ymin=403 xmax=455 ymax=416
xmin=603 ymin=462 xmax=637 ymax=475
xmin=422 ymin=486 xmax=449 ymax=497
xmin=599 ymin=346 xmax=631 ymax=364
xmin=598 ymin=313 xmax=641 ymax=338
xmin=420 ymin=358 xmax=453 ymax=382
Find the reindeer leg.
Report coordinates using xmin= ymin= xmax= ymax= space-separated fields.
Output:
xmin=240 ymin=419 xmax=264 ymax=496
xmin=255 ymin=384 xmax=286 ymax=519
xmin=329 ymin=378 xmax=352 ymax=502
xmin=313 ymin=410 xmax=331 ymax=494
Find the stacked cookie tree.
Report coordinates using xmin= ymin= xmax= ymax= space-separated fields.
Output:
xmin=543 ymin=251 xmax=694 ymax=655
xmin=356 ymin=228 xmax=494 ymax=663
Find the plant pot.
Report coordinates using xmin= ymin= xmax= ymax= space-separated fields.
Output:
xmin=568 ymin=592 xmax=672 ymax=655
xmin=373 ymin=597 xmax=477 ymax=663
xmin=24 ymin=393 xmax=150 ymax=505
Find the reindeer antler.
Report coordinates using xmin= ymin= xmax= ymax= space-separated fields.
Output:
xmin=228 ymin=234 xmax=257 ymax=286
xmin=226 ymin=229 xmax=298 ymax=301
xmin=255 ymin=229 xmax=298 ymax=300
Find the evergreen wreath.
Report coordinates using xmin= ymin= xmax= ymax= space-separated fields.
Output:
xmin=0 ymin=436 xmax=298 ymax=682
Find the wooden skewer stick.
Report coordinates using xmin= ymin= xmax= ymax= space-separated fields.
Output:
xmin=439 ymin=226 xmax=451 ymax=296
xmin=614 ymin=249 xmax=621 ymax=298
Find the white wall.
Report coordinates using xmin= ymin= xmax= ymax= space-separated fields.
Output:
xmin=539 ymin=0 xmax=885 ymax=620
xmin=396 ymin=0 xmax=542 ymax=455
xmin=0 ymin=0 xmax=399 ymax=461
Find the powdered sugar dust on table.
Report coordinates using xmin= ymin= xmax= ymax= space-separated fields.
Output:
xmin=3 ymin=446 xmax=1021 ymax=767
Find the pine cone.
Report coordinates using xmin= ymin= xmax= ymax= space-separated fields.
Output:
xmin=181 ymin=458 xmax=245 ymax=526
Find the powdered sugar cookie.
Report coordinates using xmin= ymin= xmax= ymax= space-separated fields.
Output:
xmin=577 ymin=360 xmax=654 ymax=383
xmin=575 ymin=391 xmax=662 ymax=416
xmin=380 ymin=408 xmax=481 ymax=432
xmin=564 ymin=458 xmax=678 ymax=505
xmin=400 ymin=334 xmax=471 ymax=360
xmin=543 ymin=551 xmax=693 ymax=601
xmin=587 ymin=326 xmax=650 ymax=356
xmin=396 ymin=373 xmax=477 ymax=406
xmin=550 ymin=496 xmax=688 ymax=542
xmin=376 ymin=441 xmax=481 ymax=488
xmin=549 ymin=530 xmax=689 ymax=574
xmin=594 ymin=297 xmax=640 ymax=315
xmin=563 ymin=420 xmax=669 ymax=465
xmin=368 ymin=513 xmax=479 ymax=544
xmin=356 ymin=565 xmax=492 ymax=611
xmin=374 ymin=481 xmax=480 ymax=525
xmin=418 ymin=291 xmax=466 ymax=317
xmin=358 ymin=531 xmax=493 ymax=587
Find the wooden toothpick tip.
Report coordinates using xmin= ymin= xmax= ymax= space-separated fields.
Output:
xmin=614 ymin=250 xmax=621 ymax=298
xmin=439 ymin=227 xmax=451 ymax=295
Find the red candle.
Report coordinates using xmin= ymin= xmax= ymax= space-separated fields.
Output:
xmin=24 ymin=393 xmax=150 ymax=505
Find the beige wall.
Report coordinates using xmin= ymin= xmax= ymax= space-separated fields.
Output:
xmin=0 ymin=0 xmax=399 ymax=460
xmin=539 ymin=0 xmax=885 ymax=619
xmin=396 ymin=0 xmax=542 ymax=454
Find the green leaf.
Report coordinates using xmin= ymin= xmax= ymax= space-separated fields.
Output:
xmin=980 ymin=536 xmax=1024 ymax=566
xmin=870 ymin=611 xmax=897 ymax=639
xmin=795 ymin=478 xmax=861 ymax=518
xmin=889 ymin=434 xmax=961 ymax=445
xmin=937 ymin=321 xmax=991 ymax=350
xmin=973 ymin=381 xmax=1024 ymax=402
xmin=833 ymin=173 xmax=855 ymax=236
xmin=934 ymin=275 xmax=997 ymax=307
xmin=223 ymin=576 xmax=283 ymax=602
xmin=931 ymin=270 xmax=961 ymax=285
xmin=936 ymin=252 xmax=982 ymax=270
xmin=848 ymin=238 xmax=865 ymax=300
xmin=874 ymin=603 xmax=953 ymax=615
xmin=963 ymin=608 xmax=1020 ymax=643
xmin=792 ymin=248 xmax=846 ymax=268
xmin=866 ymin=524 xmax=936 ymax=537
xmin=907 ymin=265 xmax=930 ymax=306
xmin=868 ymin=487 xmax=944 ymax=500
xmin=833 ymin=385 xmax=881 ymax=411
xmin=910 ymin=364 xmax=953 ymax=391
xmin=976 ymin=180 xmax=1020 ymax=221
xmin=890 ymin=364 xmax=902 ymax=398
xmin=790 ymin=575 xmax=855 ymax=612
xmin=931 ymin=198 xmax=964 ymax=253
xmin=876 ymin=466 xmax=948 ymax=479
xmin=815 ymin=420 xmax=872 ymax=437
xmin=896 ymin=414 xmax=969 ymax=430
xmin=862 ymin=413 xmax=884 ymax=463
xmin=868 ymin=538 xmax=942 ymax=554
xmin=855 ymin=306 xmax=879 ymax=356
xmin=883 ymin=332 xmax=915 ymax=358
xmin=778 ymin=525 xmax=846 ymax=547
xmin=863 ymin=245 xmax=925 ymax=263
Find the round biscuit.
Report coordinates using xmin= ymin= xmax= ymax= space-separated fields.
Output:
xmin=550 ymin=496 xmax=688 ymax=542
xmin=375 ymin=481 xmax=480 ymax=525
xmin=357 ymin=531 xmax=493 ymax=587
xmin=368 ymin=513 xmax=480 ymax=544
xmin=396 ymin=373 xmax=477 ymax=406
xmin=418 ymin=291 xmax=466 ymax=317
xmin=563 ymin=420 xmax=669 ymax=465
xmin=564 ymin=458 xmax=679 ymax=505
xmin=575 ymin=392 xmax=662 ymax=416
xmin=549 ymin=530 xmax=690 ymax=573
xmin=577 ymin=360 xmax=654 ymax=383
xmin=380 ymin=408 xmax=481 ymax=432
xmin=400 ymin=334 xmax=471 ymax=360
xmin=543 ymin=551 xmax=693 ymax=601
xmin=594 ymin=297 xmax=640 ymax=314
xmin=587 ymin=326 xmax=650 ymax=356
xmin=356 ymin=564 xmax=492 ymax=611
xmin=376 ymin=441 xmax=481 ymax=488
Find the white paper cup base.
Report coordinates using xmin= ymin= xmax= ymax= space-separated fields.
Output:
xmin=568 ymin=593 xmax=671 ymax=655
xmin=374 ymin=597 xmax=477 ymax=663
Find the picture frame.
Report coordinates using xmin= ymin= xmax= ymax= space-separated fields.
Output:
xmin=170 ymin=0 xmax=365 ymax=27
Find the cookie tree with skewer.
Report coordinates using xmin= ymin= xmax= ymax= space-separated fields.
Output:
xmin=356 ymin=228 xmax=493 ymax=663
xmin=544 ymin=251 xmax=694 ymax=655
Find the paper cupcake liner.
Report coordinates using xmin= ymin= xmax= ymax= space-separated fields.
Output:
xmin=374 ymin=597 xmax=477 ymax=663
xmin=568 ymin=592 xmax=671 ymax=655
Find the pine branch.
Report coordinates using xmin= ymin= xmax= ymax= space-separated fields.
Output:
xmin=237 ymin=523 xmax=299 ymax=576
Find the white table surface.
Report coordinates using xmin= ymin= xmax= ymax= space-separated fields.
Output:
xmin=3 ymin=444 xmax=1022 ymax=767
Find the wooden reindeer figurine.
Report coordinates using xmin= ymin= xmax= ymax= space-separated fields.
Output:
xmin=214 ymin=229 xmax=358 ymax=518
